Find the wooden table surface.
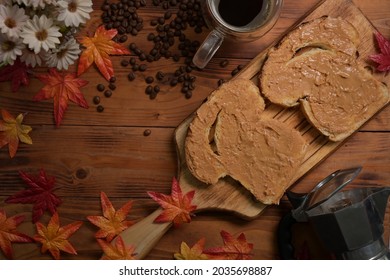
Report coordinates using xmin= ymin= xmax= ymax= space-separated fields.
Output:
xmin=0 ymin=0 xmax=389 ymax=260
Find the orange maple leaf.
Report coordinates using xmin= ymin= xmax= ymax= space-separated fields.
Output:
xmin=33 ymin=68 xmax=89 ymax=127
xmin=98 ymin=236 xmax=137 ymax=260
xmin=87 ymin=192 xmax=135 ymax=242
xmin=147 ymin=177 xmax=197 ymax=226
xmin=0 ymin=109 xmax=32 ymax=158
xmin=77 ymin=25 xmax=131 ymax=80
xmin=203 ymin=230 xmax=254 ymax=260
xmin=0 ymin=209 xmax=33 ymax=259
xmin=174 ymin=237 xmax=208 ymax=260
xmin=33 ymin=212 xmax=83 ymax=260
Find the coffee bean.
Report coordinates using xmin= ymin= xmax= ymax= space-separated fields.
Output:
xmin=145 ymin=76 xmax=154 ymax=84
xmin=127 ymin=71 xmax=136 ymax=81
xmin=154 ymin=85 xmax=160 ymax=93
xmin=109 ymin=82 xmax=116 ymax=90
xmin=129 ymin=57 xmax=136 ymax=65
xmin=143 ymin=129 xmax=151 ymax=136
xmin=97 ymin=105 xmax=104 ymax=112
xmin=156 ymin=71 xmax=165 ymax=81
xmin=93 ymin=96 xmax=101 ymax=104
xmin=97 ymin=84 xmax=105 ymax=91
xmin=109 ymin=76 xmax=116 ymax=83
xmin=104 ymin=90 xmax=113 ymax=97
xmin=139 ymin=64 xmax=147 ymax=72
xmin=170 ymin=78 xmax=178 ymax=87
xmin=121 ymin=59 xmax=129 ymax=66
xmin=220 ymin=59 xmax=229 ymax=68
xmin=145 ymin=85 xmax=153 ymax=94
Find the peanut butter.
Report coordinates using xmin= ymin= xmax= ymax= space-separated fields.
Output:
xmin=260 ymin=17 xmax=389 ymax=141
xmin=185 ymin=79 xmax=307 ymax=204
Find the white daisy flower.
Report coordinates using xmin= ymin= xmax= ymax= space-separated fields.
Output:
xmin=45 ymin=37 xmax=80 ymax=70
xmin=0 ymin=4 xmax=29 ymax=39
xmin=26 ymin=0 xmax=56 ymax=9
xmin=0 ymin=0 xmax=13 ymax=6
xmin=20 ymin=47 xmax=46 ymax=67
xmin=0 ymin=34 xmax=24 ymax=65
xmin=20 ymin=14 xmax=62 ymax=54
xmin=57 ymin=0 xmax=92 ymax=27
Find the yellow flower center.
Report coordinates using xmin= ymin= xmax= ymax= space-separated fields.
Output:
xmin=68 ymin=2 xmax=78 ymax=12
xmin=2 ymin=40 xmax=15 ymax=52
xmin=36 ymin=30 xmax=48 ymax=41
xmin=5 ymin=17 xmax=16 ymax=28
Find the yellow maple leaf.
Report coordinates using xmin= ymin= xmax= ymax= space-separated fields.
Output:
xmin=87 ymin=192 xmax=135 ymax=242
xmin=0 ymin=109 xmax=32 ymax=158
xmin=174 ymin=238 xmax=208 ymax=260
xmin=33 ymin=212 xmax=83 ymax=260
xmin=77 ymin=25 xmax=130 ymax=80
xmin=98 ymin=236 xmax=137 ymax=260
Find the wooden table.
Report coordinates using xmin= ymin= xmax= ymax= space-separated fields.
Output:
xmin=0 ymin=0 xmax=389 ymax=260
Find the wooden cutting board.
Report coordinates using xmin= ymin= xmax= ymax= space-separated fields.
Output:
xmin=117 ymin=0 xmax=390 ymax=258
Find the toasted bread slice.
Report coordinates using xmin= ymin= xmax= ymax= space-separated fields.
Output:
xmin=185 ymin=79 xmax=307 ymax=204
xmin=259 ymin=16 xmax=389 ymax=141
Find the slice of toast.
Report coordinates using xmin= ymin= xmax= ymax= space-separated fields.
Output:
xmin=259 ymin=16 xmax=389 ymax=141
xmin=185 ymin=79 xmax=307 ymax=204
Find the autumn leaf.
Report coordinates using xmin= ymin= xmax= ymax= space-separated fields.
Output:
xmin=0 ymin=59 xmax=30 ymax=92
xmin=0 ymin=109 xmax=32 ymax=158
xmin=203 ymin=230 xmax=253 ymax=260
xmin=369 ymin=32 xmax=390 ymax=72
xmin=34 ymin=212 xmax=83 ymax=260
xmin=5 ymin=169 xmax=62 ymax=223
xmin=87 ymin=192 xmax=135 ymax=242
xmin=147 ymin=177 xmax=197 ymax=227
xmin=77 ymin=25 xmax=130 ymax=80
xmin=33 ymin=68 xmax=89 ymax=127
xmin=98 ymin=236 xmax=137 ymax=260
xmin=174 ymin=238 xmax=208 ymax=260
xmin=0 ymin=209 xmax=33 ymax=259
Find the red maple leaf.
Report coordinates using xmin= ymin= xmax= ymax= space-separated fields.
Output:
xmin=147 ymin=177 xmax=197 ymax=226
xmin=369 ymin=32 xmax=390 ymax=72
xmin=77 ymin=25 xmax=130 ymax=80
xmin=87 ymin=192 xmax=135 ymax=242
xmin=33 ymin=68 xmax=89 ymax=127
xmin=0 ymin=59 xmax=30 ymax=92
xmin=5 ymin=169 xmax=62 ymax=223
xmin=203 ymin=230 xmax=254 ymax=260
xmin=0 ymin=209 xmax=33 ymax=259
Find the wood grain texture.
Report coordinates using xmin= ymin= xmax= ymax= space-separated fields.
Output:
xmin=0 ymin=0 xmax=389 ymax=260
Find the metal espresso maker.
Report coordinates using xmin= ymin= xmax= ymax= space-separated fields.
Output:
xmin=278 ymin=167 xmax=390 ymax=260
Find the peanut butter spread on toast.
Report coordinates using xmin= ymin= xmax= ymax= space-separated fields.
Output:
xmin=260 ymin=17 xmax=389 ymax=141
xmin=185 ymin=79 xmax=307 ymax=204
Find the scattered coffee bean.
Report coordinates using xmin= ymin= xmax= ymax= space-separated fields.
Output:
xmin=121 ymin=59 xmax=129 ymax=67
xmin=108 ymin=82 xmax=116 ymax=90
xmin=129 ymin=57 xmax=136 ymax=65
xmin=143 ymin=129 xmax=152 ymax=136
xmin=145 ymin=76 xmax=154 ymax=84
xmin=153 ymin=85 xmax=160 ymax=93
xmin=139 ymin=64 xmax=147 ymax=72
xmin=220 ymin=59 xmax=229 ymax=68
xmin=97 ymin=105 xmax=104 ymax=112
xmin=97 ymin=84 xmax=105 ymax=91
xmin=93 ymin=96 xmax=101 ymax=104
xmin=104 ymin=90 xmax=113 ymax=98
xmin=127 ymin=71 xmax=136 ymax=81
xmin=109 ymin=76 xmax=116 ymax=83
xmin=145 ymin=85 xmax=153 ymax=94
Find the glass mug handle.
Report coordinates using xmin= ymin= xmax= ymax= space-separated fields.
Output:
xmin=192 ymin=29 xmax=224 ymax=69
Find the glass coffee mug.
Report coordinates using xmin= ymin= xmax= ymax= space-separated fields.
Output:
xmin=193 ymin=0 xmax=284 ymax=69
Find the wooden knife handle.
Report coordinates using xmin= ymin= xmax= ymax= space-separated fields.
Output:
xmin=114 ymin=208 xmax=172 ymax=259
